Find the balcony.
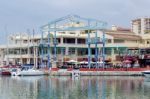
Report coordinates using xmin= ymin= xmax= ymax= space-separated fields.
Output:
xmin=5 ymin=54 xmax=34 ymax=58
xmin=106 ymin=42 xmax=139 ymax=48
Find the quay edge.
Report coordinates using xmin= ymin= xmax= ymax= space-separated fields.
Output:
xmin=49 ymin=71 xmax=144 ymax=76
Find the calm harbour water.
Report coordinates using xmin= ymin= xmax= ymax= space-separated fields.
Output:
xmin=0 ymin=76 xmax=150 ymax=99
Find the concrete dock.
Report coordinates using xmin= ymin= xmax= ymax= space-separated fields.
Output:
xmin=49 ymin=69 xmax=144 ymax=76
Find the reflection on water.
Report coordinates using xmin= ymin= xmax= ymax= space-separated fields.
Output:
xmin=0 ymin=76 xmax=150 ymax=99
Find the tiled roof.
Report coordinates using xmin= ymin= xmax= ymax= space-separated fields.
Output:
xmin=105 ymin=30 xmax=141 ymax=40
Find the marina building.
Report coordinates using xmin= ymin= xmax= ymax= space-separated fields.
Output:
xmin=0 ymin=15 xmax=147 ymax=68
xmin=0 ymin=28 xmax=141 ymax=67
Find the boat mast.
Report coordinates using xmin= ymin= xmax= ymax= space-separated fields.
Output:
xmin=20 ymin=32 xmax=22 ymax=65
xmin=33 ymin=29 xmax=37 ymax=69
xmin=27 ymin=29 xmax=31 ymax=64
xmin=5 ymin=25 xmax=9 ymax=65
xmin=47 ymin=25 xmax=51 ymax=69
xmin=87 ymin=20 xmax=91 ymax=69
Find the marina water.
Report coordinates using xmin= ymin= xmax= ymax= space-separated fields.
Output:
xmin=0 ymin=76 xmax=150 ymax=99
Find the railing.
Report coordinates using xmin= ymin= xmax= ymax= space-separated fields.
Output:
xmin=6 ymin=42 xmax=140 ymax=48
xmin=106 ymin=43 xmax=139 ymax=47
xmin=6 ymin=43 xmax=39 ymax=48
xmin=5 ymin=54 xmax=34 ymax=58
xmin=86 ymin=37 xmax=103 ymax=44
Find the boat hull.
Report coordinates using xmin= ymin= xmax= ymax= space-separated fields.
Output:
xmin=144 ymin=74 xmax=150 ymax=78
xmin=12 ymin=69 xmax=46 ymax=76
xmin=1 ymin=71 xmax=11 ymax=75
xmin=142 ymin=71 xmax=150 ymax=78
xmin=0 ymin=69 xmax=11 ymax=75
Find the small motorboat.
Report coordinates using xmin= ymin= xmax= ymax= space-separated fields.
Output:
xmin=11 ymin=68 xmax=46 ymax=76
xmin=0 ymin=67 xmax=10 ymax=75
xmin=11 ymin=64 xmax=46 ymax=76
xmin=1 ymin=70 xmax=11 ymax=75
xmin=0 ymin=65 xmax=20 ymax=76
xmin=142 ymin=70 xmax=150 ymax=78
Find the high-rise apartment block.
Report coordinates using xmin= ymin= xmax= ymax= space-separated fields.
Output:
xmin=132 ymin=18 xmax=150 ymax=35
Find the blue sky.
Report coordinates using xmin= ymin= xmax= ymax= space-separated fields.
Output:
xmin=0 ymin=0 xmax=150 ymax=44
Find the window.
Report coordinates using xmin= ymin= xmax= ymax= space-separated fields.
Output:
xmin=23 ymin=40 xmax=28 ymax=43
xmin=70 ymin=32 xmax=75 ymax=34
xmin=60 ymin=32 xmax=65 ymax=34
xmin=77 ymin=38 xmax=86 ymax=44
xmin=114 ymin=39 xmax=125 ymax=43
xmin=56 ymin=38 xmax=60 ymax=44
xmin=77 ymin=48 xmax=87 ymax=55
xmin=69 ymin=48 xmax=75 ymax=55
xmin=105 ymin=48 xmax=111 ymax=55
xmin=107 ymin=39 xmax=111 ymax=43
xmin=63 ymin=38 xmax=75 ymax=44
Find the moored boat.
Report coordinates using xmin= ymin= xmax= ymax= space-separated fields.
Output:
xmin=1 ymin=70 xmax=11 ymax=75
xmin=0 ymin=65 xmax=20 ymax=76
xmin=11 ymin=65 xmax=46 ymax=76
xmin=142 ymin=70 xmax=150 ymax=78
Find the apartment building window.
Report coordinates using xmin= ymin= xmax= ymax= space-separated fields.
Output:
xmin=69 ymin=48 xmax=75 ymax=55
xmin=23 ymin=40 xmax=28 ymax=43
xmin=105 ymin=48 xmax=111 ymax=55
xmin=91 ymin=49 xmax=95 ymax=55
xmin=114 ymin=47 xmax=127 ymax=55
xmin=15 ymin=40 xmax=22 ymax=44
xmin=114 ymin=48 xmax=119 ymax=54
xmin=77 ymin=38 xmax=86 ymax=44
xmin=60 ymin=32 xmax=65 ymax=34
xmin=57 ymin=48 xmax=65 ymax=55
xmin=56 ymin=38 xmax=60 ymax=44
xmin=9 ymin=49 xmax=14 ymax=54
xmin=30 ymin=48 xmax=34 ymax=54
xmin=114 ymin=39 xmax=125 ymax=43
xmin=21 ymin=48 xmax=27 ymax=54
xmin=14 ymin=49 xmax=20 ymax=54
xmin=63 ymin=38 xmax=75 ymax=44
xmin=78 ymin=48 xmax=87 ymax=55
xmin=106 ymin=39 xmax=112 ymax=43
xmin=36 ymin=39 xmax=41 ymax=44
xmin=70 ymin=32 xmax=75 ymax=34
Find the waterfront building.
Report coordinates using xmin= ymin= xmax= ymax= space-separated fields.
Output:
xmin=0 ymin=28 xmax=141 ymax=67
xmin=0 ymin=16 xmax=145 ymax=67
